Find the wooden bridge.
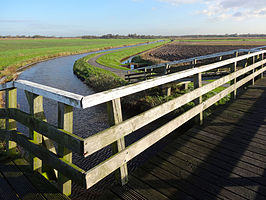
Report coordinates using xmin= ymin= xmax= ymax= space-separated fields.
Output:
xmin=0 ymin=48 xmax=265 ymax=199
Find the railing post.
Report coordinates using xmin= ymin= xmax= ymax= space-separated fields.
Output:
xmin=164 ymin=64 xmax=170 ymax=75
xmin=252 ymin=55 xmax=255 ymax=85
xmin=107 ymin=98 xmax=128 ymax=185
xmin=230 ymin=52 xmax=238 ymax=99
xmin=25 ymin=91 xmax=57 ymax=179
xmin=260 ymin=53 xmax=264 ymax=78
xmin=25 ymin=92 xmax=43 ymax=172
xmin=58 ymin=102 xmax=73 ymax=196
xmin=144 ymin=68 xmax=147 ymax=80
xmin=245 ymin=51 xmax=250 ymax=67
xmin=5 ymin=88 xmax=17 ymax=154
xmin=127 ymin=71 xmax=131 ymax=83
xmin=193 ymin=59 xmax=203 ymax=125
xmin=217 ymin=56 xmax=223 ymax=72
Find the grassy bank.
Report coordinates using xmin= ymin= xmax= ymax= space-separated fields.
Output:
xmin=73 ymin=53 xmax=126 ymax=92
xmin=0 ymin=38 xmax=157 ymax=79
xmin=96 ymin=40 xmax=170 ymax=70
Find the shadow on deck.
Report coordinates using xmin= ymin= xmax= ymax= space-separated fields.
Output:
xmin=103 ymin=78 xmax=266 ymax=200
xmin=0 ymin=150 xmax=70 ymax=200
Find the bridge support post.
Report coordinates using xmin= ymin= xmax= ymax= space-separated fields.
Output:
xmin=25 ymin=92 xmax=43 ymax=173
xmin=144 ymin=68 xmax=147 ymax=80
xmin=5 ymin=88 xmax=17 ymax=154
xmin=127 ymin=71 xmax=131 ymax=83
xmin=252 ymin=56 xmax=256 ymax=85
xmin=25 ymin=92 xmax=57 ymax=179
xmin=230 ymin=52 xmax=238 ymax=99
xmin=164 ymin=64 xmax=170 ymax=75
xmin=261 ymin=53 xmax=264 ymax=79
xmin=193 ymin=59 xmax=203 ymax=125
xmin=107 ymin=98 xmax=128 ymax=185
xmin=58 ymin=103 xmax=73 ymax=196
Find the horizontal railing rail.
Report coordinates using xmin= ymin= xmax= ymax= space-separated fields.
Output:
xmin=0 ymin=48 xmax=265 ymax=196
xmin=0 ymin=80 xmax=83 ymax=108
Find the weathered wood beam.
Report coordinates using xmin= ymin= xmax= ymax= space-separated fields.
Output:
xmin=262 ymin=53 xmax=265 ymax=79
xmin=0 ymin=129 xmax=86 ymax=187
xmin=25 ymin=91 xmax=57 ymax=179
xmin=25 ymin=91 xmax=43 ymax=172
xmin=0 ymin=82 xmax=14 ymax=91
xmin=57 ymin=103 xmax=73 ymax=196
xmin=5 ymin=88 xmax=17 ymax=153
xmin=0 ymin=108 xmax=84 ymax=155
xmin=193 ymin=59 xmax=203 ymax=125
xmin=107 ymin=98 xmax=128 ymax=185
xmin=14 ymin=80 xmax=83 ymax=108
xmin=230 ymin=52 xmax=238 ymax=99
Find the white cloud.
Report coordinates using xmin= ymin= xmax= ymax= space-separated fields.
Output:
xmin=202 ymin=0 xmax=266 ymax=20
xmin=159 ymin=0 xmax=266 ymax=20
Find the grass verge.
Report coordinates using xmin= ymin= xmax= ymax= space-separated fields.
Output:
xmin=73 ymin=53 xmax=126 ymax=92
xmin=96 ymin=40 xmax=170 ymax=70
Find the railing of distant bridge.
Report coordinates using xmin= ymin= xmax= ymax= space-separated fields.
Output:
xmin=125 ymin=45 xmax=266 ymax=82
xmin=0 ymin=48 xmax=265 ymax=196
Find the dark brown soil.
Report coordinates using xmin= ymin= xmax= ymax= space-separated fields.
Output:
xmin=146 ymin=44 xmax=264 ymax=62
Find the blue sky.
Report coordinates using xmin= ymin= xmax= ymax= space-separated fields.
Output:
xmin=1 ymin=0 xmax=266 ymax=36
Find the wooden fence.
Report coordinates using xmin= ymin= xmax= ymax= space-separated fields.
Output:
xmin=0 ymin=49 xmax=265 ymax=196
xmin=125 ymin=46 xmax=266 ymax=82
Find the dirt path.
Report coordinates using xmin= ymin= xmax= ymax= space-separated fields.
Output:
xmin=88 ymin=51 xmax=128 ymax=78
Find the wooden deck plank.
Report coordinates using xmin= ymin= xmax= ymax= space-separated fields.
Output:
xmin=0 ymin=155 xmax=46 ymax=200
xmin=0 ymin=149 xmax=69 ymax=200
xmin=170 ymin=136 xmax=266 ymax=194
xmin=132 ymin=167 xmax=195 ymax=200
xmin=12 ymin=157 xmax=70 ymax=200
xmin=188 ymin=128 xmax=266 ymax=157
xmin=125 ymin=175 xmax=169 ymax=200
xmin=0 ymin=172 xmax=20 ymax=200
xmin=143 ymin=157 xmax=237 ymax=200
xmin=181 ymin=130 xmax=266 ymax=164
xmin=198 ymin=124 xmax=266 ymax=145
xmin=177 ymin=135 xmax=266 ymax=175
xmin=159 ymin=149 xmax=264 ymax=200
xmin=188 ymin=128 xmax=266 ymax=160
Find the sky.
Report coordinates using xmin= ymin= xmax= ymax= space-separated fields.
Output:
xmin=1 ymin=0 xmax=266 ymax=36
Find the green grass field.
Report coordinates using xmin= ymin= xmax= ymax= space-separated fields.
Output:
xmin=96 ymin=40 xmax=170 ymax=70
xmin=0 ymin=38 xmax=157 ymax=73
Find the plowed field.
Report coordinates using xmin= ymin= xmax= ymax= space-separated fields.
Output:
xmin=145 ymin=41 xmax=266 ymax=62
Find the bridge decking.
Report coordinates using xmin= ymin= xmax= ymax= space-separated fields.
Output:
xmin=103 ymin=77 xmax=266 ymax=200
xmin=0 ymin=150 xmax=70 ymax=200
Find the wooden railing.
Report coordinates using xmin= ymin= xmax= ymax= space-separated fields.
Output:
xmin=0 ymin=49 xmax=265 ymax=196
xmin=125 ymin=46 xmax=266 ymax=82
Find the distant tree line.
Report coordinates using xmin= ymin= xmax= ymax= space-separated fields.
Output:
xmin=1 ymin=33 xmax=266 ymax=39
